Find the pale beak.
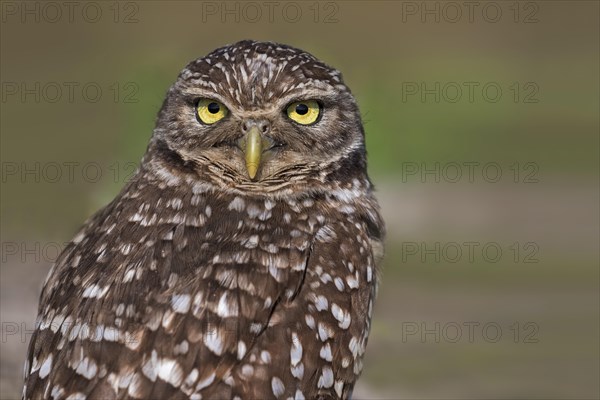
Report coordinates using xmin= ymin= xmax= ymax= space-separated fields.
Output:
xmin=244 ymin=126 xmax=262 ymax=180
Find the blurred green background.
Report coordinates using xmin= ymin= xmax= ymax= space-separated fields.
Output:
xmin=1 ymin=1 xmax=598 ymax=399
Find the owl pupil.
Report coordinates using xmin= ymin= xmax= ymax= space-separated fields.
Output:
xmin=207 ymin=102 xmax=220 ymax=114
xmin=295 ymin=104 xmax=309 ymax=115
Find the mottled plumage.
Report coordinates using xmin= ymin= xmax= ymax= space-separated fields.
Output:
xmin=23 ymin=40 xmax=385 ymax=400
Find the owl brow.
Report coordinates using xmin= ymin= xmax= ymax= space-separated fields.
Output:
xmin=181 ymin=89 xmax=230 ymax=105
xmin=277 ymin=90 xmax=337 ymax=107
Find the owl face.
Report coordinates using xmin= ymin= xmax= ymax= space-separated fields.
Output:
xmin=151 ymin=40 xmax=367 ymax=194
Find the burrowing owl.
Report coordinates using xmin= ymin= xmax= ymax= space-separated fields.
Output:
xmin=23 ymin=40 xmax=385 ymax=399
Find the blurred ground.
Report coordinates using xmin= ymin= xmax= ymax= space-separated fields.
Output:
xmin=1 ymin=1 xmax=598 ymax=399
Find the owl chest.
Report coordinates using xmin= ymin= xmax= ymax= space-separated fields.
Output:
xmin=155 ymin=194 xmax=323 ymax=289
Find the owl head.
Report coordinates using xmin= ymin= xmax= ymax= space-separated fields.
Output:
xmin=146 ymin=40 xmax=369 ymax=196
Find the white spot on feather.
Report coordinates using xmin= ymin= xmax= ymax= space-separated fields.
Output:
xmin=241 ymin=364 xmax=254 ymax=377
xmin=320 ymin=343 xmax=333 ymax=361
xmin=261 ymin=350 xmax=271 ymax=364
xmin=204 ymin=328 xmax=224 ymax=355
xmin=334 ymin=277 xmax=345 ymax=291
xmin=174 ymin=340 xmax=189 ymax=355
xmin=305 ymin=314 xmax=315 ymax=330
xmin=82 ymin=284 xmax=109 ymax=299
xmin=314 ymin=295 xmax=328 ymax=311
xmin=228 ymin=196 xmax=246 ymax=211
xmin=291 ymin=362 xmax=304 ymax=379
xmin=38 ymin=355 xmax=52 ymax=379
xmin=264 ymin=199 xmax=275 ymax=210
xmin=103 ymin=326 xmax=120 ymax=341
xmin=290 ymin=332 xmax=302 ymax=365
xmin=318 ymin=322 xmax=333 ymax=341
xmin=171 ymin=294 xmax=191 ymax=314
xmin=349 ymin=336 xmax=360 ymax=358
xmin=123 ymin=269 xmax=135 ymax=283
xmin=237 ymin=341 xmax=247 ymax=360
xmin=346 ymin=274 xmax=359 ymax=289
xmin=195 ymin=372 xmax=216 ymax=390
xmin=185 ymin=368 xmax=199 ymax=386
xmin=217 ymin=292 xmax=238 ymax=317
xmin=271 ymin=376 xmax=285 ymax=397
xmin=72 ymin=232 xmax=85 ymax=244
xmin=243 ymin=235 xmax=259 ymax=249
xmin=318 ymin=366 xmax=334 ymax=388
xmin=157 ymin=358 xmax=184 ymax=386
xmin=331 ymin=303 xmax=352 ymax=329
xmin=75 ymin=357 xmax=97 ymax=379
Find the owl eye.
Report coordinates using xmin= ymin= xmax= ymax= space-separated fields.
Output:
xmin=286 ymin=100 xmax=321 ymax=125
xmin=197 ymin=98 xmax=228 ymax=124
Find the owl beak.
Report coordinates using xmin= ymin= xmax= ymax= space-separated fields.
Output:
xmin=244 ymin=126 xmax=262 ymax=180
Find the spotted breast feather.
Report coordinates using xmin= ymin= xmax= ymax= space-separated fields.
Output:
xmin=24 ymin=164 xmax=383 ymax=400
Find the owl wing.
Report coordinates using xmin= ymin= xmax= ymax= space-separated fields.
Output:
xmin=23 ymin=183 xmax=314 ymax=399
xmin=225 ymin=199 xmax=385 ymax=399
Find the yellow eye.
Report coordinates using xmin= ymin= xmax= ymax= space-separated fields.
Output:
xmin=286 ymin=100 xmax=320 ymax=125
xmin=197 ymin=98 xmax=228 ymax=124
